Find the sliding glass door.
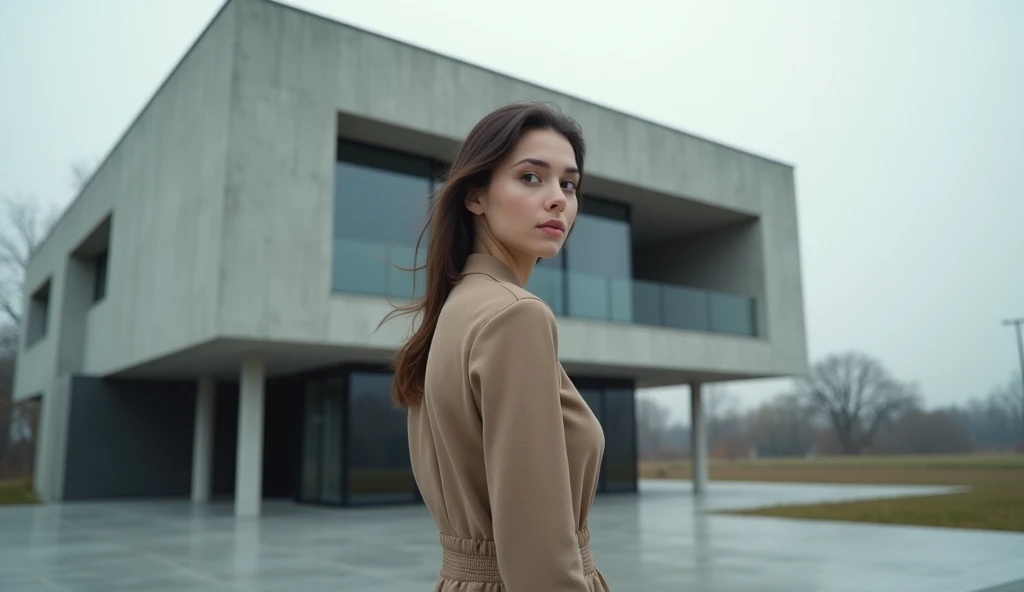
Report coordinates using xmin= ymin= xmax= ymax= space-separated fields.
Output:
xmin=297 ymin=367 xmax=633 ymax=505
xmin=300 ymin=377 xmax=345 ymax=504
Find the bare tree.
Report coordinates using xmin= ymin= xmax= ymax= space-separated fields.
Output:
xmin=798 ymin=351 xmax=919 ymax=454
xmin=874 ymin=407 xmax=973 ymax=454
xmin=704 ymin=384 xmax=743 ymax=452
xmin=947 ymin=372 xmax=1024 ymax=451
xmin=705 ymin=384 xmax=738 ymax=426
xmin=747 ymin=393 xmax=816 ymax=457
xmin=993 ymin=372 xmax=1024 ymax=448
xmin=0 ymin=324 xmax=18 ymax=463
xmin=0 ymin=196 xmax=62 ymax=325
xmin=636 ymin=396 xmax=672 ymax=458
xmin=0 ymin=166 xmax=81 ymax=477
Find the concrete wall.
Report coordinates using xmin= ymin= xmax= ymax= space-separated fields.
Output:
xmin=33 ymin=374 xmax=71 ymax=502
xmin=17 ymin=0 xmax=807 ymax=395
xmin=317 ymin=294 xmax=776 ymax=385
xmin=215 ymin=0 xmax=807 ymax=379
xmin=756 ymin=163 xmax=808 ymax=375
xmin=14 ymin=1 xmax=238 ymax=399
xmin=632 ymin=163 xmax=808 ymax=376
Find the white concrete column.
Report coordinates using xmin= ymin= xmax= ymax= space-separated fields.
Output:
xmin=690 ymin=382 xmax=708 ymax=495
xmin=191 ymin=376 xmax=216 ymax=503
xmin=235 ymin=355 xmax=265 ymax=518
xmin=33 ymin=377 xmax=72 ymax=503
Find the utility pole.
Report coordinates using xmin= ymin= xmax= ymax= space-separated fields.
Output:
xmin=1003 ymin=317 xmax=1024 ymax=449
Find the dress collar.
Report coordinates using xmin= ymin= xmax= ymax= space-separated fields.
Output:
xmin=462 ymin=253 xmax=524 ymax=288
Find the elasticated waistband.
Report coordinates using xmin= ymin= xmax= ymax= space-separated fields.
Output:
xmin=439 ymin=527 xmax=596 ymax=583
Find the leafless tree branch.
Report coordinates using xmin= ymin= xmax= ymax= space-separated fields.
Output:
xmin=799 ymin=351 xmax=918 ymax=454
xmin=0 ymin=194 xmax=64 ymax=325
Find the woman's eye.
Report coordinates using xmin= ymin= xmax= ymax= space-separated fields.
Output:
xmin=522 ymin=172 xmax=541 ymax=183
xmin=562 ymin=180 xmax=577 ymax=191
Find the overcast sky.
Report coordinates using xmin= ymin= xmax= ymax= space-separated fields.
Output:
xmin=1 ymin=0 xmax=1022 ymax=423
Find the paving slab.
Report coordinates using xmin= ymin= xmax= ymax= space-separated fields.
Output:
xmin=0 ymin=480 xmax=1020 ymax=591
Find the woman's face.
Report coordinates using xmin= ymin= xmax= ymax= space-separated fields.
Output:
xmin=466 ymin=128 xmax=580 ymax=270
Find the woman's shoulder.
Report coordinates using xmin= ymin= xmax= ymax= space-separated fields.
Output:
xmin=454 ymin=272 xmax=554 ymax=321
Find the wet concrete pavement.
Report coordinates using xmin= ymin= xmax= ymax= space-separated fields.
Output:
xmin=0 ymin=480 xmax=1021 ymax=591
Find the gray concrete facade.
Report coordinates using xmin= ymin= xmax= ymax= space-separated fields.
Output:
xmin=13 ymin=0 xmax=808 ymax=506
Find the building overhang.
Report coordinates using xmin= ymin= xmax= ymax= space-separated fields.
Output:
xmin=98 ymin=294 xmax=796 ymax=388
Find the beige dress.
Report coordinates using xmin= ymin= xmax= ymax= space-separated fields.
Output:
xmin=408 ymin=253 xmax=611 ymax=591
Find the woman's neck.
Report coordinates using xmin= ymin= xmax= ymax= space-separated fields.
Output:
xmin=472 ymin=239 xmax=535 ymax=286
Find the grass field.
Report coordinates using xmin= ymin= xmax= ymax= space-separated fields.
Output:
xmin=0 ymin=480 xmax=38 ymax=506
xmin=640 ymin=454 xmax=1024 ymax=532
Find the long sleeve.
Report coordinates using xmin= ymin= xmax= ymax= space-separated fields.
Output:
xmin=469 ymin=297 xmax=589 ymax=591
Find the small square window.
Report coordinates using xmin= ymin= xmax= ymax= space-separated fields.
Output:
xmin=26 ymin=280 xmax=51 ymax=346
xmin=93 ymin=251 xmax=108 ymax=302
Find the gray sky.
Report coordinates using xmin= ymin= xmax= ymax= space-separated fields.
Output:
xmin=1 ymin=0 xmax=1022 ymax=423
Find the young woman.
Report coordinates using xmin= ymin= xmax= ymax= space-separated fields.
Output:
xmin=384 ymin=102 xmax=611 ymax=591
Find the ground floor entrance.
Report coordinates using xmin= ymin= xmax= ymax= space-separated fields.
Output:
xmin=296 ymin=366 xmax=638 ymax=506
xmin=49 ymin=364 xmax=637 ymax=510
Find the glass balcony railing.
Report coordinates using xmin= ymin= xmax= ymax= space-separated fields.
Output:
xmin=332 ymin=238 xmax=425 ymax=300
xmin=333 ymin=239 xmax=757 ymax=337
xmin=528 ymin=269 xmax=758 ymax=337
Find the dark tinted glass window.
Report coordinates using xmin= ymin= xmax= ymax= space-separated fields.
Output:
xmin=603 ymin=388 xmax=636 ymax=492
xmin=300 ymin=377 xmax=345 ymax=504
xmin=333 ymin=142 xmax=431 ymax=298
xmin=575 ymin=382 xmax=637 ymax=494
xmin=347 ymin=371 xmax=416 ymax=504
xmin=581 ymin=197 xmax=629 ymax=222
xmin=93 ymin=251 xmax=108 ymax=302
xmin=580 ymin=388 xmax=603 ymax=423
xmin=566 ymin=214 xmax=631 ymax=279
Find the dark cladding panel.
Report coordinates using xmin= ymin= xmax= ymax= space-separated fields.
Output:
xmin=62 ymin=376 xmax=195 ymax=500
xmin=213 ymin=383 xmax=238 ymax=496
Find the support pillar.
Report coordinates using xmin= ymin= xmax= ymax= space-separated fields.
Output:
xmin=191 ymin=376 xmax=216 ymax=503
xmin=34 ymin=377 xmax=72 ymax=503
xmin=690 ymin=381 xmax=707 ymax=495
xmin=235 ymin=355 xmax=265 ymax=518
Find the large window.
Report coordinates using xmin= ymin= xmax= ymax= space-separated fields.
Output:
xmin=298 ymin=368 xmax=417 ymax=506
xmin=565 ymin=208 xmax=632 ymax=322
xmin=347 ymin=371 xmax=417 ymax=504
xmin=294 ymin=368 xmax=635 ymax=506
xmin=333 ymin=141 xmax=435 ymax=299
xmin=332 ymin=146 xmax=757 ymax=337
xmin=526 ymin=196 xmax=758 ymax=337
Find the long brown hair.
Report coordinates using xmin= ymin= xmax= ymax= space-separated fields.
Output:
xmin=381 ymin=102 xmax=586 ymax=408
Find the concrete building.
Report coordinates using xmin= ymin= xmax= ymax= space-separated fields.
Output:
xmin=13 ymin=0 xmax=807 ymax=517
